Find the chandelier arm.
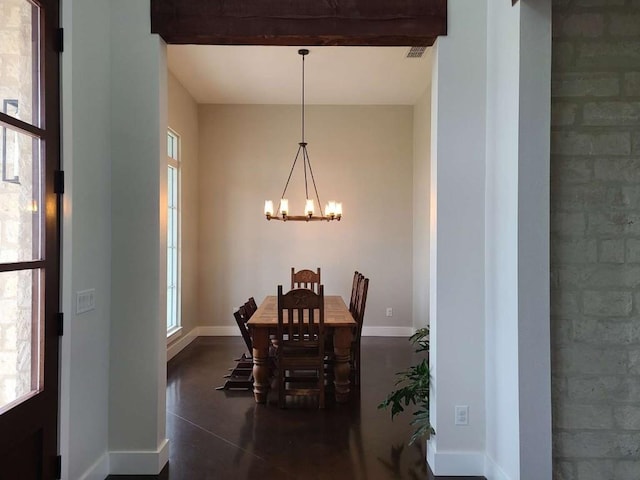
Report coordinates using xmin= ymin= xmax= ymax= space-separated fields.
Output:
xmin=304 ymin=146 xmax=324 ymax=217
xmin=277 ymin=144 xmax=303 ymax=215
xmin=303 ymin=145 xmax=309 ymax=200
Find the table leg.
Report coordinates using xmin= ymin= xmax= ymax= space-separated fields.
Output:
xmin=251 ymin=327 xmax=270 ymax=404
xmin=333 ymin=326 xmax=353 ymax=403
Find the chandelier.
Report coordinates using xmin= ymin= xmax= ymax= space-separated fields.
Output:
xmin=264 ymin=49 xmax=342 ymax=222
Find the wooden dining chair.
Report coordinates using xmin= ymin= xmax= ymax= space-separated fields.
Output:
xmin=246 ymin=297 xmax=258 ymax=317
xmin=291 ymin=267 xmax=321 ymax=292
xmin=216 ymin=307 xmax=254 ymax=391
xmin=351 ymin=276 xmax=369 ymax=386
xmin=276 ymin=284 xmax=326 ymax=408
xmin=349 ymin=271 xmax=363 ymax=314
xmin=234 ymin=305 xmax=254 ymax=366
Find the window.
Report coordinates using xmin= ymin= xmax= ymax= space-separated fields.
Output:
xmin=167 ymin=130 xmax=180 ymax=336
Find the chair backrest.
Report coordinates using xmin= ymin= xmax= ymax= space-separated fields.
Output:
xmin=277 ymin=285 xmax=325 ymax=350
xmin=349 ymin=271 xmax=363 ymax=314
xmin=245 ymin=297 xmax=258 ymax=318
xmin=233 ymin=306 xmax=253 ymax=354
xmin=353 ymin=277 xmax=369 ymax=343
xmin=290 ymin=267 xmax=321 ymax=292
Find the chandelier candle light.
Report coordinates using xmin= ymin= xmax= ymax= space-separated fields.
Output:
xmin=264 ymin=49 xmax=342 ymax=222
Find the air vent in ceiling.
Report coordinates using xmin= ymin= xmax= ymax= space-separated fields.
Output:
xmin=406 ymin=46 xmax=427 ymax=58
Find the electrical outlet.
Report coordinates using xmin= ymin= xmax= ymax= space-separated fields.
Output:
xmin=386 ymin=307 xmax=393 ymax=317
xmin=455 ymin=405 xmax=469 ymax=425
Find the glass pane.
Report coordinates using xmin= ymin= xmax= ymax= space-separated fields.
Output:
xmin=0 ymin=0 xmax=41 ymax=127
xmin=0 ymin=269 xmax=42 ymax=413
xmin=0 ymin=126 xmax=42 ymax=262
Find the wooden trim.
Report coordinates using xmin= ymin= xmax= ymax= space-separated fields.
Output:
xmin=0 ymin=112 xmax=45 ymax=138
xmin=0 ymin=261 xmax=46 ymax=273
xmin=151 ymin=0 xmax=447 ymax=46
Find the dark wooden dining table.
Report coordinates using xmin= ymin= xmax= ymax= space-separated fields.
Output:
xmin=247 ymin=295 xmax=357 ymax=404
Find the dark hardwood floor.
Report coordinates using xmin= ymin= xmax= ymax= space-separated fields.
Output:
xmin=108 ymin=336 xmax=485 ymax=480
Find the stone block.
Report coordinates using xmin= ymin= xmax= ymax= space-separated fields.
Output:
xmin=554 ymin=402 xmax=614 ymax=429
xmin=573 ymin=317 xmax=635 ymax=344
xmin=551 ymin=315 xmax=573 ymax=346
xmin=575 ymin=460 xmax=614 ymax=480
xmin=615 ymin=461 xmax=640 ymax=480
xmin=615 ymin=186 xmax=640 ymax=209
xmin=560 ymin=13 xmax=605 ymax=38
xmin=552 ymin=290 xmax=580 ymax=316
xmin=587 ymin=212 xmax=640 ymax=236
xmin=578 ymin=41 xmax=640 ymax=68
xmin=633 ymin=132 xmax=640 ymax=154
xmin=551 ymin=212 xmax=586 ymax=236
xmin=553 ymin=184 xmax=587 ymax=211
xmin=614 ymin=405 xmax=640 ymax=429
xmin=583 ymin=290 xmax=632 ymax=316
xmin=552 ymin=102 xmax=578 ymax=126
xmin=609 ymin=14 xmax=640 ymax=37
xmin=575 ymin=0 xmax=624 ymax=5
xmin=583 ymin=102 xmax=640 ymax=126
xmin=553 ymin=42 xmax=575 ymax=70
xmin=624 ymin=72 xmax=640 ymax=96
xmin=552 ymin=238 xmax=597 ymax=263
xmin=555 ymin=344 xmax=627 ymax=374
xmin=626 ymin=238 xmax=640 ymax=262
xmin=553 ymin=461 xmax=575 ymax=480
xmin=556 ymin=431 xmax=640 ymax=458
xmin=599 ymin=238 xmax=625 ymax=263
xmin=551 ymin=157 xmax=593 ymax=184
xmin=628 ymin=348 xmax=640 ymax=374
xmin=558 ymin=265 xmax=640 ymax=289
xmin=552 ymin=374 xmax=569 ymax=400
xmin=552 ymin=131 xmax=631 ymax=156
xmin=595 ymin=158 xmax=640 ymax=182
xmin=552 ymin=72 xmax=620 ymax=97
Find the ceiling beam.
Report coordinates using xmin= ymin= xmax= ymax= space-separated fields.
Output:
xmin=151 ymin=0 xmax=447 ymax=46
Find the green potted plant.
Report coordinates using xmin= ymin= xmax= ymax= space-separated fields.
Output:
xmin=378 ymin=327 xmax=435 ymax=445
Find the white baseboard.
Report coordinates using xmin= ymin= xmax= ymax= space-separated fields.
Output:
xmin=167 ymin=325 xmax=414 ymax=361
xmin=109 ymin=438 xmax=169 ymax=475
xmin=78 ymin=452 xmax=109 ymax=480
xmin=361 ymin=326 xmax=414 ymax=337
xmin=484 ymin=454 xmax=512 ymax=480
xmin=198 ymin=326 xmax=413 ymax=337
xmin=197 ymin=326 xmax=239 ymax=336
xmin=167 ymin=328 xmax=199 ymax=361
xmin=426 ymin=438 xmax=485 ymax=476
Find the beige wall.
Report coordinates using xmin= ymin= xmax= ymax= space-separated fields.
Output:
xmin=167 ymin=72 xmax=199 ymax=338
xmin=198 ymin=104 xmax=414 ymax=331
xmin=412 ymin=86 xmax=431 ymax=330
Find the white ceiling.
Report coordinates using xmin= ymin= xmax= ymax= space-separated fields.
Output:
xmin=167 ymin=45 xmax=432 ymax=105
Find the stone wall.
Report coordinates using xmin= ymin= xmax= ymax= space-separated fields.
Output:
xmin=551 ymin=0 xmax=640 ymax=477
xmin=0 ymin=0 xmax=36 ymax=409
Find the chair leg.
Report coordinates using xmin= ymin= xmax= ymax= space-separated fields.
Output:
xmin=278 ymin=365 xmax=285 ymax=409
xmin=319 ymin=365 xmax=325 ymax=409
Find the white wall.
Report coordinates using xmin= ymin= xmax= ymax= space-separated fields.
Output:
xmin=108 ymin=0 xmax=168 ymax=474
xmin=197 ymin=105 xmax=414 ymax=335
xmin=515 ymin=1 xmax=551 ymax=477
xmin=428 ymin=0 xmax=488 ymax=474
xmin=60 ymin=0 xmax=112 ymax=478
xmin=167 ymin=72 xmax=200 ymax=339
xmin=413 ymin=82 xmax=432 ymax=330
xmin=485 ymin=0 xmax=552 ymax=479
xmin=485 ymin=0 xmax=521 ymax=477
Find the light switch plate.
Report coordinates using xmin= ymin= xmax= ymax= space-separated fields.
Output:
xmin=76 ymin=289 xmax=96 ymax=314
